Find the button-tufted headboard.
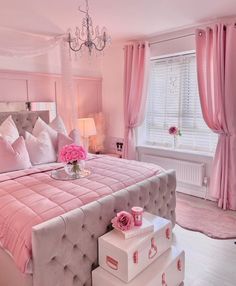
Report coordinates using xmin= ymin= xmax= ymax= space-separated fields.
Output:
xmin=0 ymin=111 xmax=50 ymax=137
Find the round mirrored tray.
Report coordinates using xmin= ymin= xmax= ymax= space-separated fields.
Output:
xmin=51 ymin=168 xmax=91 ymax=181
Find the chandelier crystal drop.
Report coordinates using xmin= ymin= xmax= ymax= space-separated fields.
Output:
xmin=67 ymin=0 xmax=111 ymax=55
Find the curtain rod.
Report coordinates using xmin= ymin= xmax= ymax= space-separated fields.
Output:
xmin=150 ymin=22 xmax=236 ymax=45
xmin=149 ymin=33 xmax=195 ymax=46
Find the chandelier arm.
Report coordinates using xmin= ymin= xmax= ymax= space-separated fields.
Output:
xmin=78 ymin=6 xmax=87 ymax=14
xmin=68 ymin=40 xmax=86 ymax=52
xmin=78 ymin=0 xmax=89 ymax=14
xmin=91 ymin=40 xmax=107 ymax=52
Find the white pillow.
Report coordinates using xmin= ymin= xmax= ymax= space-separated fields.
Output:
xmin=0 ymin=136 xmax=32 ymax=173
xmin=0 ymin=115 xmax=19 ymax=144
xmin=25 ymin=131 xmax=57 ymax=165
xmin=32 ymin=117 xmax=57 ymax=149
xmin=50 ymin=115 xmax=67 ymax=135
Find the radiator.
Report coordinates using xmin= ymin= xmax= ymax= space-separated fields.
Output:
xmin=141 ymin=154 xmax=205 ymax=187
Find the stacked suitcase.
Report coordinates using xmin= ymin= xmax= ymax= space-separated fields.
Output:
xmin=92 ymin=212 xmax=185 ymax=286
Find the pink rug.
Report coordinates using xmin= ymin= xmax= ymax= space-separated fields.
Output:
xmin=176 ymin=193 xmax=236 ymax=239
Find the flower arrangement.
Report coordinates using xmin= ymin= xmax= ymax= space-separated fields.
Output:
xmin=111 ymin=211 xmax=134 ymax=232
xmin=168 ymin=126 xmax=182 ymax=136
xmin=60 ymin=144 xmax=87 ymax=175
xmin=168 ymin=126 xmax=181 ymax=149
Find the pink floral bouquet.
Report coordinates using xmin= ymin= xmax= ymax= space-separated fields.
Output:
xmin=60 ymin=144 xmax=87 ymax=164
xmin=111 ymin=211 xmax=134 ymax=232
xmin=168 ymin=126 xmax=182 ymax=136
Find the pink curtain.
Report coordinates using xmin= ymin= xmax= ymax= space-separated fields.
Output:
xmin=123 ymin=41 xmax=150 ymax=159
xmin=196 ymin=23 xmax=236 ymax=210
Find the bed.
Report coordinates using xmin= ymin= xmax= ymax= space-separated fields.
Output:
xmin=0 ymin=111 xmax=176 ymax=286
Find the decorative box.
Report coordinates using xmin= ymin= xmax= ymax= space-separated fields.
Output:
xmin=117 ymin=217 xmax=154 ymax=239
xmin=98 ymin=212 xmax=172 ymax=283
xmin=93 ymin=246 xmax=185 ymax=286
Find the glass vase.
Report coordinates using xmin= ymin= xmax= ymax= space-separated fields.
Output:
xmin=64 ymin=160 xmax=85 ymax=177
xmin=173 ymin=136 xmax=177 ymax=149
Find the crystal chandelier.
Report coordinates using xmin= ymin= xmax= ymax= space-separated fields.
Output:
xmin=67 ymin=0 xmax=110 ymax=55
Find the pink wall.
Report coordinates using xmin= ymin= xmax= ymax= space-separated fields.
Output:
xmin=0 ymin=70 xmax=58 ymax=102
xmin=0 ymin=70 xmax=102 ymax=132
xmin=0 ymin=44 xmax=103 ymax=131
xmin=77 ymin=78 xmax=102 ymax=118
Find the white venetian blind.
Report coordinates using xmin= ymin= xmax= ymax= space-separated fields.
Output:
xmin=141 ymin=52 xmax=218 ymax=153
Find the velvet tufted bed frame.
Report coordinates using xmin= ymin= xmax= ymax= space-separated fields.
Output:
xmin=0 ymin=111 xmax=177 ymax=286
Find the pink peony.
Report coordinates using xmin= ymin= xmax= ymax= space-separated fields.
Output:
xmin=60 ymin=144 xmax=87 ymax=164
xmin=111 ymin=211 xmax=134 ymax=232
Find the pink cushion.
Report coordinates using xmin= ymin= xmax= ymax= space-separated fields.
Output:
xmin=49 ymin=115 xmax=67 ymax=135
xmin=25 ymin=131 xmax=57 ymax=165
xmin=69 ymin=129 xmax=81 ymax=144
xmin=0 ymin=136 xmax=31 ymax=173
xmin=57 ymin=129 xmax=80 ymax=162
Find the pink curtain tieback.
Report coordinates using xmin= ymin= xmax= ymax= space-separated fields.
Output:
xmin=126 ymin=124 xmax=136 ymax=129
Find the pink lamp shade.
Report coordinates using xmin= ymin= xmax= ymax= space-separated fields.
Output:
xmin=78 ymin=118 xmax=96 ymax=152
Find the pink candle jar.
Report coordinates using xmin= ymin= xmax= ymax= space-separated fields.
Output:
xmin=131 ymin=207 xmax=143 ymax=226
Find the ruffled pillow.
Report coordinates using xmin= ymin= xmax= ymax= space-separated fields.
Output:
xmin=25 ymin=131 xmax=57 ymax=165
xmin=0 ymin=115 xmax=19 ymax=144
xmin=0 ymin=136 xmax=31 ymax=173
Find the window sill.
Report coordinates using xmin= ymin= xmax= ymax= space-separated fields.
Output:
xmin=137 ymin=144 xmax=214 ymax=159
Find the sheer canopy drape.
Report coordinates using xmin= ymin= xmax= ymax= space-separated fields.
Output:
xmin=57 ymin=41 xmax=77 ymax=131
xmin=0 ymin=27 xmax=63 ymax=57
xmin=123 ymin=41 xmax=150 ymax=159
xmin=196 ymin=23 xmax=236 ymax=210
xmin=0 ymin=27 xmax=78 ymax=131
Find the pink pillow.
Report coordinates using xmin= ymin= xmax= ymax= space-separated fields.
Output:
xmin=0 ymin=136 xmax=31 ymax=173
xmin=32 ymin=117 xmax=58 ymax=149
xmin=57 ymin=129 xmax=80 ymax=162
xmin=69 ymin=129 xmax=81 ymax=144
xmin=25 ymin=131 xmax=57 ymax=165
xmin=49 ymin=115 xmax=67 ymax=135
xmin=0 ymin=115 xmax=19 ymax=144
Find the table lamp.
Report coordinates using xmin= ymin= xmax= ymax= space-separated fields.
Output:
xmin=78 ymin=117 xmax=97 ymax=152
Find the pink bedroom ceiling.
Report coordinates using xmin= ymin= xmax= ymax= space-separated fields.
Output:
xmin=0 ymin=0 xmax=236 ymax=40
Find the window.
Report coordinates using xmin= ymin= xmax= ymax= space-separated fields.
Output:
xmin=139 ymin=52 xmax=217 ymax=153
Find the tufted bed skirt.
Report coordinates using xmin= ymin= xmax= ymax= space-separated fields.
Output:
xmin=0 ymin=169 xmax=176 ymax=286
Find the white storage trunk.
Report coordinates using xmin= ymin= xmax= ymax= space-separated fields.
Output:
xmin=98 ymin=212 xmax=172 ymax=283
xmin=93 ymin=247 xmax=185 ymax=286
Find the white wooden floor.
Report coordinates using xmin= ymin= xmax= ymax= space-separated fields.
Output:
xmin=173 ymin=225 xmax=236 ymax=286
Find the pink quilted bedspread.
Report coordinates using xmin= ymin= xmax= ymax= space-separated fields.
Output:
xmin=0 ymin=155 xmax=162 ymax=273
